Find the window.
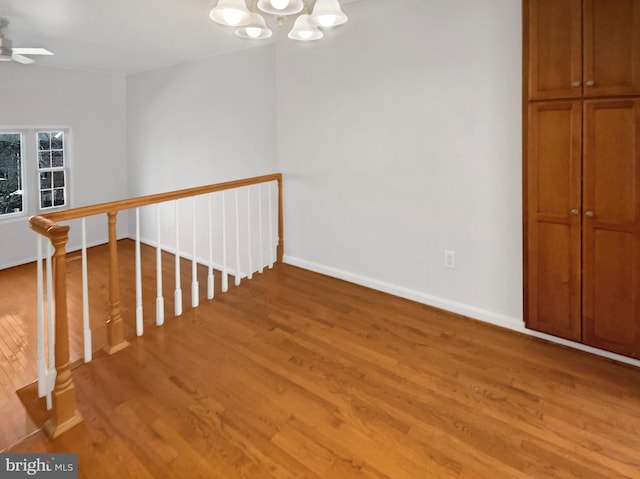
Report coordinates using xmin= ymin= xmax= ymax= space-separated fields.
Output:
xmin=38 ymin=131 xmax=67 ymax=209
xmin=0 ymin=133 xmax=24 ymax=216
xmin=0 ymin=128 xmax=70 ymax=219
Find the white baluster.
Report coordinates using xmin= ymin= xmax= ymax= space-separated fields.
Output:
xmin=191 ymin=197 xmax=199 ymax=308
xmin=207 ymin=193 xmax=215 ymax=299
xmin=221 ymin=192 xmax=228 ymax=292
xmin=45 ymin=242 xmax=55 ymax=410
xmin=247 ymin=186 xmax=253 ymax=280
xmin=81 ymin=218 xmax=92 ymax=361
xmin=156 ymin=204 xmax=165 ymax=326
xmin=36 ymin=236 xmax=46 ymax=398
xmin=268 ymin=182 xmax=274 ymax=269
xmin=234 ymin=189 xmax=241 ymax=286
xmin=175 ymin=200 xmax=183 ymax=316
xmin=135 ymin=208 xmax=144 ymax=336
xmin=258 ymin=184 xmax=264 ymax=274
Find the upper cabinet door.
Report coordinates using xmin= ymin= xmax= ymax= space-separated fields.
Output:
xmin=583 ymin=0 xmax=640 ymax=97
xmin=528 ymin=0 xmax=583 ymax=100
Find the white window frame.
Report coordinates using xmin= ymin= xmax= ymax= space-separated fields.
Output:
xmin=37 ymin=130 xmax=69 ymax=211
xmin=0 ymin=131 xmax=26 ymax=220
xmin=0 ymin=127 xmax=72 ymax=222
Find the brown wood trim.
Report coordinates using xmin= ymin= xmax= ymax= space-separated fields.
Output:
xmin=35 ymin=173 xmax=283 ymax=223
xmin=522 ymin=0 xmax=530 ymax=326
xmin=277 ymin=175 xmax=284 ymax=263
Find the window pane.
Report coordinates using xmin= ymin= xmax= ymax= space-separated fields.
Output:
xmin=51 ymin=150 xmax=64 ymax=167
xmin=39 ymin=151 xmax=51 ymax=169
xmin=40 ymin=172 xmax=51 ymax=189
xmin=51 ymin=132 xmax=63 ymax=150
xmin=53 ymin=171 xmax=65 ymax=188
xmin=41 ymin=190 xmax=52 ymax=208
xmin=38 ymin=130 xmax=67 ymax=210
xmin=0 ymin=133 xmax=23 ymax=216
xmin=53 ymin=188 xmax=65 ymax=206
xmin=38 ymin=132 xmax=50 ymax=151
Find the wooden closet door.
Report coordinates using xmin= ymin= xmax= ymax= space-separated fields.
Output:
xmin=527 ymin=0 xmax=582 ymax=100
xmin=583 ymin=0 xmax=640 ymax=97
xmin=582 ymin=100 xmax=640 ymax=357
xmin=527 ymin=102 xmax=582 ymax=340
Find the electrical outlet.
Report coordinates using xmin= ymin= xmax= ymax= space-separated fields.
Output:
xmin=444 ymin=250 xmax=456 ymax=269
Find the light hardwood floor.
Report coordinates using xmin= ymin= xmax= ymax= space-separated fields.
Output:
xmin=2 ymin=240 xmax=640 ymax=478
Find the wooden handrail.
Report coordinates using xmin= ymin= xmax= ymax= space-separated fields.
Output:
xmin=28 ymin=173 xmax=284 ymax=438
xmin=40 ymin=173 xmax=282 ymax=223
xmin=29 ymin=215 xmax=65 ymax=238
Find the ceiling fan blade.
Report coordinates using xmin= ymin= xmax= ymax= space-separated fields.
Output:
xmin=12 ymin=48 xmax=53 ymax=56
xmin=12 ymin=53 xmax=35 ymax=64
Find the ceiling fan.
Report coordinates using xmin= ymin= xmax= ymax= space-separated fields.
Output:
xmin=0 ymin=19 xmax=53 ymax=64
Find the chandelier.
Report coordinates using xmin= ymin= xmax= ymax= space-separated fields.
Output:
xmin=209 ymin=0 xmax=348 ymax=41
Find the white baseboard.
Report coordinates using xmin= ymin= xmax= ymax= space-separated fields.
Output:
xmin=283 ymin=255 xmax=640 ymax=369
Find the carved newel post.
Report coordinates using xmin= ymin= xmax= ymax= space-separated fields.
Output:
xmin=43 ymin=224 xmax=83 ymax=438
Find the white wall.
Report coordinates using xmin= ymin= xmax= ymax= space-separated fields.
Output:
xmin=0 ymin=64 xmax=127 ymax=268
xmin=277 ymin=0 xmax=524 ymax=326
xmin=126 ymin=44 xmax=278 ymax=276
xmin=126 ymin=44 xmax=277 ymax=197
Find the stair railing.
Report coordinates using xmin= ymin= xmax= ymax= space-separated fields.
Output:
xmin=29 ymin=173 xmax=283 ymax=438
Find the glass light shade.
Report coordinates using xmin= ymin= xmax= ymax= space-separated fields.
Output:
xmin=257 ymin=0 xmax=303 ymax=16
xmin=288 ymin=14 xmax=323 ymax=41
xmin=209 ymin=0 xmax=251 ymax=26
xmin=270 ymin=0 xmax=290 ymax=9
xmin=235 ymin=13 xmax=273 ymax=39
xmin=310 ymin=0 xmax=348 ymax=28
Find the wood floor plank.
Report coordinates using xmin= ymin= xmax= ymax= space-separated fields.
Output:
xmin=2 ymin=240 xmax=640 ymax=478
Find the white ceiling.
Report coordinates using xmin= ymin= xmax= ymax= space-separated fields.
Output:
xmin=0 ymin=0 xmax=361 ymax=75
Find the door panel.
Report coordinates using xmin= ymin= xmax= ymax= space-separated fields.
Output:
xmin=528 ymin=0 xmax=582 ymax=100
xmin=527 ymin=102 xmax=582 ymax=340
xmin=535 ymin=222 xmax=576 ymax=335
xmin=591 ymin=230 xmax=635 ymax=348
xmin=583 ymin=100 xmax=640 ymax=357
xmin=583 ymin=0 xmax=640 ymax=97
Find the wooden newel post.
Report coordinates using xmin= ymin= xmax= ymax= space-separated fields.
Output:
xmin=104 ymin=211 xmax=129 ymax=354
xmin=277 ymin=175 xmax=284 ymax=263
xmin=43 ymin=224 xmax=83 ymax=438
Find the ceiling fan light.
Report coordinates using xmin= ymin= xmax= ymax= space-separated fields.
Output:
xmin=209 ymin=0 xmax=251 ymax=26
xmin=235 ymin=13 xmax=273 ymax=40
xmin=310 ymin=0 xmax=348 ymax=28
xmin=288 ymin=14 xmax=323 ymax=41
xmin=257 ymin=0 xmax=303 ymax=16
